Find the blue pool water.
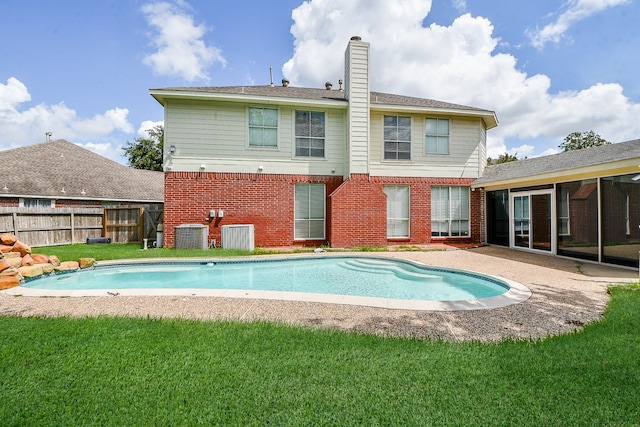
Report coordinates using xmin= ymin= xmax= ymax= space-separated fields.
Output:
xmin=23 ymin=256 xmax=509 ymax=302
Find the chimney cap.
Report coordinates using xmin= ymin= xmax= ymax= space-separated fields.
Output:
xmin=282 ymin=78 xmax=290 ymax=87
xmin=325 ymin=82 xmax=333 ymax=90
xmin=350 ymin=36 xmax=362 ymax=41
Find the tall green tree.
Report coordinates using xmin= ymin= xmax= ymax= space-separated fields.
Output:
xmin=487 ymin=152 xmax=519 ymax=166
xmin=559 ymin=130 xmax=610 ymax=152
xmin=123 ymin=125 xmax=164 ymax=171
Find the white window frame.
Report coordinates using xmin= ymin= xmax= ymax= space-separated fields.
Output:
xmin=248 ymin=106 xmax=278 ymax=148
xmin=384 ymin=185 xmax=410 ymax=238
xmin=383 ymin=115 xmax=412 ymax=160
xmin=294 ymin=110 xmax=326 ymax=158
xmin=425 ymin=118 xmax=450 ymax=155
xmin=558 ymin=187 xmax=570 ymax=236
xmin=19 ymin=198 xmax=55 ymax=208
xmin=625 ymin=192 xmax=631 ymax=235
xmin=294 ymin=183 xmax=325 ymax=240
xmin=431 ymin=186 xmax=470 ymax=238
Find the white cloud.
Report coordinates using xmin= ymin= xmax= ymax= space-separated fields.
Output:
xmin=528 ymin=0 xmax=630 ymax=48
xmin=451 ymin=0 xmax=467 ymax=12
xmin=0 ymin=77 xmax=134 ymax=162
xmin=141 ymin=1 xmax=225 ymax=81
xmin=283 ymin=0 xmax=640 ymax=158
xmin=137 ymin=120 xmax=164 ymax=138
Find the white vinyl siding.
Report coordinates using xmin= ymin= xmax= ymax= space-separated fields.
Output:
xmin=295 ymin=111 xmax=325 ymax=157
xmin=425 ymin=118 xmax=449 ymax=154
xmin=384 ymin=185 xmax=410 ymax=238
xmin=370 ymin=113 xmax=486 ymax=178
xmin=383 ymin=115 xmax=411 ymax=160
xmin=248 ymin=107 xmax=278 ymax=147
xmin=294 ymin=184 xmax=325 ymax=240
xmin=163 ymin=99 xmax=345 ymax=175
xmin=431 ymin=186 xmax=470 ymax=237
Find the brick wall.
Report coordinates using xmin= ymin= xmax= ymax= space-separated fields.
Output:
xmin=329 ymin=174 xmax=387 ymax=247
xmin=165 ymin=172 xmax=484 ymax=248
xmin=164 ymin=172 xmax=342 ymax=248
xmin=371 ymin=176 xmax=483 ymax=245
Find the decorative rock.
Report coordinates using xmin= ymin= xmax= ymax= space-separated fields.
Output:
xmin=79 ymin=258 xmax=95 ymax=269
xmin=18 ymin=264 xmax=44 ymax=278
xmin=31 ymin=254 xmax=50 ymax=264
xmin=0 ymin=267 xmax=22 ymax=279
xmin=3 ymin=252 xmax=20 ymax=258
xmin=48 ymin=255 xmax=61 ymax=267
xmin=0 ymin=275 xmax=20 ymax=290
xmin=0 ymin=233 xmax=18 ymax=245
xmin=56 ymin=261 xmax=80 ymax=271
xmin=21 ymin=254 xmax=35 ymax=266
xmin=0 ymin=259 xmax=10 ymax=272
xmin=0 ymin=244 xmax=13 ymax=253
xmin=41 ymin=263 xmax=55 ymax=274
xmin=12 ymin=240 xmax=31 ymax=257
xmin=5 ymin=257 xmax=22 ymax=269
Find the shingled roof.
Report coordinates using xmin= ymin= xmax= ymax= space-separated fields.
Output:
xmin=149 ymin=85 xmax=497 ymax=127
xmin=0 ymin=140 xmax=163 ymax=202
xmin=473 ymin=139 xmax=640 ymax=187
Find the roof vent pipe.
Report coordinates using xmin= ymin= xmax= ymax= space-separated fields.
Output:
xmin=338 ymin=79 xmax=343 ymax=92
xmin=269 ymin=67 xmax=274 ymax=87
xmin=282 ymin=78 xmax=289 ymax=87
xmin=325 ymin=82 xmax=332 ymax=90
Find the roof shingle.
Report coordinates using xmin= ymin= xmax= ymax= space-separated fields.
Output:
xmin=473 ymin=139 xmax=640 ymax=186
xmin=0 ymin=140 xmax=163 ymax=202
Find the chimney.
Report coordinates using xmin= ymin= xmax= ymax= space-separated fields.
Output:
xmin=344 ymin=36 xmax=370 ymax=176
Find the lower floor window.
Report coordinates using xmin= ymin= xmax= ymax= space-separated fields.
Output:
xmin=431 ymin=186 xmax=470 ymax=237
xmin=20 ymin=198 xmax=55 ymax=208
xmin=384 ymin=185 xmax=410 ymax=238
xmin=294 ymin=183 xmax=325 ymax=239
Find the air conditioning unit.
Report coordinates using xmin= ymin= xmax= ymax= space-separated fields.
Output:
xmin=221 ymin=224 xmax=255 ymax=251
xmin=174 ymin=224 xmax=208 ymax=249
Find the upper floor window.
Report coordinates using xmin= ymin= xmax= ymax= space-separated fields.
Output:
xmin=248 ymin=107 xmax=278 ymax=147
xmin=426 ymin=118 xmax=449 ymax=154
xmin=295 ymin=111 xmax=325 ymax=157
xmin=384 ymin=115 xmax=411 ymax=160
xmin=20 ymin=198 xmax=55 ymax=208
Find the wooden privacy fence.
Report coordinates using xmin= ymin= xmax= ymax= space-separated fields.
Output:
xmin=0 ymin=206 xmax=163 ymax=247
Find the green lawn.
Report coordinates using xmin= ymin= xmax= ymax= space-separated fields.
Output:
xmin=31 ymin=243 xmax=289 ymax=261
xmin=1 ymin=285 xmax=639 ymax=425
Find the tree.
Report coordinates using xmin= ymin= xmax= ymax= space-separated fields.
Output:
xmin=487 ymin=152 xmax=519 ymax=166
xmin=122 ymin=125 xmax=164 ymax=171
xmin=559 ymin=130 xmax=610 ymax=152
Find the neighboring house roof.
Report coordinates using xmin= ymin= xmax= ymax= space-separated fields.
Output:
xmin=0 ymin=139 xmax=164 ymax=202
xmin=149 ymin=85 xmax=498 ymax=129
xmin=473 ymin=139 xmax=640 ymax=189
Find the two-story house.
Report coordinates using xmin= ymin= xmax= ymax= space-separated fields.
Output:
xmin=150 ymin=36 xmax=498 ymax=248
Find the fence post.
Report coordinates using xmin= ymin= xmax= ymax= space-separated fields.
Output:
xmin=70 ymin=212 xmax=75 ymax=244
xmin=12 ymin=212 xmax=18 ymax=238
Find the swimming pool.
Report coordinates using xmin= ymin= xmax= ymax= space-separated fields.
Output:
xmin=18 ymin=256 xmax=531 ymax=310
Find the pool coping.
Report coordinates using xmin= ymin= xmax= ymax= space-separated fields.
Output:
xmin=4 ymin=254 xmax=532 ymax=311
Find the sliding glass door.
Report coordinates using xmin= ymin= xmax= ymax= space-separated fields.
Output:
xmin=511 ymin=191 xmax=553 ymax=252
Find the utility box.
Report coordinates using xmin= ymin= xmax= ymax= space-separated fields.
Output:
xmin=221 ymin=224 xmax=255 ymax=251
xmin=174 ymin=224 xmax=208 ymax=250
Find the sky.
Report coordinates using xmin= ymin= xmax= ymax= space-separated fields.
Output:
xmin=1 ymin=0 xmax=639 ymax=164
